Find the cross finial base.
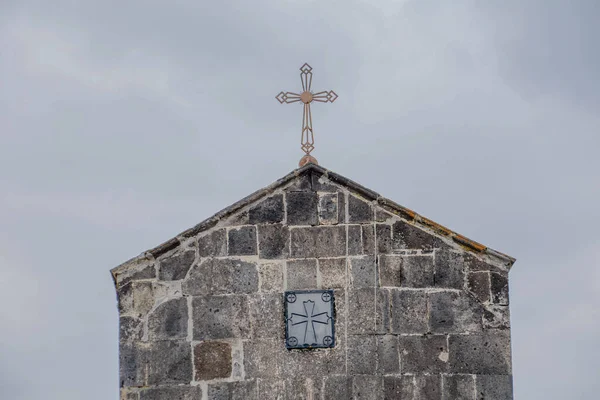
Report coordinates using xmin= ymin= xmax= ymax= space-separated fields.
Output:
xmin=299 ymin=154 xmax=318 ymax=167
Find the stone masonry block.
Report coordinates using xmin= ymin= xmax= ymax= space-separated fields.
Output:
xmin=287 ymin=191 xmax=318 ymax=225
xmin=449 ymin=332 xmax=512 ymax=375
xmin=348 ymin=288 xmax=381 ymax=335
xmin=120 ymin=389 xmax=138 ymax=400
xmin=244 ymin=339 xmax=281 ymax=379
xmin=468 ymin=271 xmax=491 ymax=303
xmin=379 ymin=255 xmax=402 ymax=287
xmin=398 ymin=334 xmax=449 ymax=373
xmin=258 ymin=223 xmax=289 ymax=259
xmin=401 ymin=255 xmax=434 ymax=288
xmin=338 ymin=190 xmax=346 ymax=224
xmin=348 ymin=335 xmax=377 ymax=375
xmin=434 ymin=250 xmax=465 ymax=289
xmin=318 ymin=192 xmax=338 ymax=225
xmin=118 ymin=281 xmax=154 ymax=318
xmin=258 ymin=262 xmax=284 ymax=292
xmin=392 ymin=220 xmax=439 ymax=252
xmin=192 ymin=295 xmax=250 ymax=340
xmin=120 ymin=316 xmax=143 ymax=342
xmin=362 ymin=224 xmax=376 ymax=255
xmin=118 ymin=263 xmax=156 ymax=286
xmin=119 ymin=341 xmax=146 ymax=387
xmin=476 ymin=375 xmax=513 ymax=400
xmin=376 ymin=335 xmax=400 ymax=374
xmin=248 ymin=194 xmax=284 ymax=224
xmin=283 ymin=377 xmax=322 ymax=400
xmin=429 ymin=291 xmax=483 ymax=334
xmin=183 ymin=258 xmax=258 ymax=296
xmin=146 ymin=340 xmax=192 ymax=385
xmin=490 ymin=272 xmax=509 ymax=305
xmin=290 ymin=226 xmax=346 ymax=258
xmin=324 ymin=376 xmax=351 ymax=400
xmin=148 ymin=298 xmax=188 ymax=340
xmin=257 ymin=379 xmax=285 ymax=400
xmin=348 ymin=225 xmax=362 ymax=255
xmin=250 ymin=293 xmax=283 ymax=338
xmin=194 ymin=341 xmax=232 ymax=380
xmin=158 ymin=249 xmax=195 ymax=281
xmin=286 ymin=259 xmax=318 ymax=289
xmin=348 ymin=194 xmax=373 ymax=223
xmin=413 ymin=375 xmax=442 ymax=400
xmin=197 ymin=229 xmax=226 ymax=257
xmin=208 ymin=380 xmax=258 ymax=400
xmin=483 ymin=304 xmax=511 ymax=330
xmin=376 ymin=224 xmax=392 ymax=253
xmin=442 ymin=374 xmax=475 ymax=400
xmin=228 ymin=226 xmax=257 ymax=256
xmin=390 ymin=289 xmax=428 ymax=334
xmin=319 ymin=258 xmax=346 ymax=289
xmin=350 ymin=256 xmax=377 ymax=288
xmin=383 ymin=376 xmax=404 ymax=399
xmin=352 ymin=375 xmax=383 ymax=400
xmin=139 ymin=386 xmax=202 ymax=400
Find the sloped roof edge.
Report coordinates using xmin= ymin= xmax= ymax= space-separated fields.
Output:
xmin=114 ymin=163 xmax=515 ymax=275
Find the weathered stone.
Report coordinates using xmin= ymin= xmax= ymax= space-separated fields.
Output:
xmin=258 ymin=262 xmax=284 ymax=292
xmin=119 ymin=342 xmax=146 ymax=387
xmin=280 ymin=342 xmax=345 ymax=377
xmin=183 ymin=258 xmax=258 ymax=295
xmin=338 ymin=191 xmax=346 ymax=224
xmin=349 ymin=256 xmax=377 ymax=288
xmin=250 ymin=293 xmax=283 ymax=338
xmin=197 ymin=229 xmax=226 ymax=257
xmin=390 ymin=289 xmax=428 ymax=334
xmin=257 ymin=379 xmax=285 ymax=400
xmin=398 ymin=334 xmax=449 ymax=373
xmin=449 ymin=332 xmax=512 ymax=375
xmin=283 ymin=377 xmax=321 ymax=400
xmin=490 ymin=272 xmax=509 ymax=305
xmin=383 ymin=376 xmax=404 ymax=399
xmin=318 ymin=192 xmax=338 ymax=224
xmin=466 ymin=254 xmax=502 ymax=273
xmin=244 ymin=339 xmax=280 ymax=378
xmin=483 ymin=304 xmax=511 ymax=330
xmin=376 ymin=335 xmax=400 ymax=374
xmin=348 ymin=195 xmax=373 ymax=223
xmin=287 ymin=191 xmax=318 ymax=225
xmin=476 ymin=375 xmax=513 ymax=400
xmin=119 ymin=263 xmax=156 ymax=286
xmin=158 ymin=250 xmax=195 ymax=281
xmin=146 ymin=340 xmax=192 ymax=385
xmin=287 ymin=259 xmax=318 ymax=289
xmin=376 ymin=209 xmax=394 ymax=222
xmin=194 ymin=341 xmax=232 ymax=380
xmin=468 ymin=271 xmax=491 ymax=303
xmin=442 ymin=374 xmax=475 ymax=400
xmin=348 ymin=335 xmax=377 ymax=374
xmin=248 ymin=194 xmax=284 ymax=224
xmin=362 ymin=224 xmax=375 ymax=255
xmin=312 ymin=172 xmax=338 ymax=192
xmin=400 ymin=254 xmax=434 ymax=287
xmin=286 ymin=171 xmax=312 ymax=191
xmin=375 ymin=289 xmax=390 ymax=334
xmin=324 ymin=376 xmax=351 ymax=400
xmin=208 ymin=380 xmax=258 ymax=400
xmin=148 ymin=298 xmax=188 ymax=340
xmin=258 ymin=223 xmax=289 ymax=259
xmin=379 ymin=255 xmax=402 ymax=287
xmin=352 ymin=375 xmax=383 ymax=399
xmin=118 ymin=281 xmax=155 ymax=318
xmin=120 ymin=316 xmax=143 ymax=342
xmin=290 ymin=226 xmax=346 ymax=258
xmin=429 ymin=292 xmax=483 ymax=334
xmin=348 ymin=225 xmax=362 ymax=255
xmin=434 ymin=250 xmax=465 ymax=289
xmin=319 ymin=258 xmax=346 ymax=288
xmin=120 ymin=389 xmax=139 ymax=400
xmin=228 ymin=226 xmax=257 ymax=256
xmin=139 ymin=386 xmax=202 ymax=400
xmin=392 ymin=220 xmax=439 ymax=251
xmin=413 ymin=375 xmax=442 ymax=399
xmin=192 ymin=295 xmax=250 ymax=340
xmin=376 ymin=224 xmax=392 ymax=253
xmin=348 ymin=288 xmax=376 ymax=334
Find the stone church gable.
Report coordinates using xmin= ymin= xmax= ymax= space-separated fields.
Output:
xmin=113 ymin=163 xmax=515 ymax=399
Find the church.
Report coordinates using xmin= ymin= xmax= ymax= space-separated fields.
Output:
xmin=112 ymin=64 xmax=515 ymax=399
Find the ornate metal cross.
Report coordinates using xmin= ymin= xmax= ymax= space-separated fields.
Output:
xmin=276 ymin=63 xmax=338 ymax=167
xmin=288 ymin=300 xmax=331 ymax=345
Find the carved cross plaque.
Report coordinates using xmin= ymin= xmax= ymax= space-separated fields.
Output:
xmin=284 ymin=290 xmax=335 ymax=349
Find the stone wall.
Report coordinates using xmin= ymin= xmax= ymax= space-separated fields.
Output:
xmin=113 ymin=170 xmax=513 ymax=399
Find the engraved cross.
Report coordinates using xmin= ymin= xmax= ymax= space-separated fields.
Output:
xmin=289 ymin=300 xmax=330 ymax=345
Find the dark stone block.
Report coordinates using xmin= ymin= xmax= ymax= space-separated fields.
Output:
xmin=352 ymin=375 xmax=383 ymax=399
xmin=192 ymin=295 xmax=250 ymax=340
xmin=158 ymin=250 xmax=195 ymax=281
xmin=258 ymin=224 xmax=289 ymax=259
xmin=401 ymin=255 xmax=434 ymax=288
xmin=390 ymin=289 xmax=428 ymax=334
xmin=429 ymin=291 xmax=483 ymax=333
xmin=243 ymin=339 xmax=279 ymax=378
xmin=249 ymin=294 xmax=283 ymax=338
xmin=383 ymin=376 xmax=404 ymax=400
xmin=228 ymin=226 xmax=257 ymax=256
xmin=379 ymin=255 xmax=402 ymax=287
xmin=449 ymin=332 xmax=512 ymax=375
xmin=183 ymin=258 xmax=258 ymax=295
xmin=434 ymin=250 xmax=465 ymax=289
xmin=286 ymin=172 xmax=312 ymax=191
xmin=362 ymin=224 xmax=375 ymax=255
xmin=312 ymin=171 xmax=338 ymax=192
xmin=139 ymin=386 xmax=202 ymax=400
xmin=442 ymin=374 xmax=475 ymax=400
xmin=348 ymin=194 xmax=373 ymax=223
xmin=257 ymin=379 xmax=285 ymax=400
xmin=146 ymin=341 xmax=192 ymax=385
xmin=392 ymin=221 xmax=438 ymax=251
xmin=348 ymin=288 xmax=387 ymax=335
xmin=338 ymin=191 xmax=346 ymax=224
xmin=286 ymin=191 xmax=318 ymax=225
xmin=348 ymin=335 xmax=377 ymax=374
xmin=194 ymin=341 xmax=232 ymax=380
xmin=287 ymin=259 xmax=318 ymax=289
xmin=119 ymin=316 xmax=143 ymax=342
xmin=350 ymin=256 xmax=377 ymax=288
xmin=483 ymin=305 xmax=510 ymax=330
xmin=208 ymin=380 xmax=258 ymax=400
xmin=119 ymin=263 xmax=156 ymax=286
xmin=376 ymin=224 xmax=392 ymax=253
xmin=376 ymin=335 xmax=400 ymax=374
xmin=348 ymin=225 xmax=362 ymax=255
xmin=119 ymin=342 xmax=145 ymax=387
xmin=290 ymin=226 xmax=346 ymax=258
xmin=319 ymin=258 xmax=346 ymax=288
xmin=490 ymin=272 xmax=509 ymax=305
xmin=324 ymin=376 xmax=351 ymax=400
xmin=413 ymin=375 xmax=442 ymax=400
xmin=318 ymin=193 xmax=338 ymax=224
xmin=248 ymin=194 xmax=284 ymax=224
xmin=398 ymin=335 xmax=449 ymax=373
xmin=121 ymin=390 xmax=138 ymax=400
xmin=476 ymin=375 xmax=513 ymax=400
xmin=469 ymin=271 xmax=491 ymax=303
xmin=148 ymin=298 xmax=188 ymax=340
xmin=118 ymin=281 xmax=154 ymax=318
xmin=198 ymin=229 xmax=226 ymax=257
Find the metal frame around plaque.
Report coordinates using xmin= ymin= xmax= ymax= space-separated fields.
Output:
xmin=284 ymin=289 xmax=335 ymax=349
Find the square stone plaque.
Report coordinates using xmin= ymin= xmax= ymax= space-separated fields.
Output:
xmin=284 ymin=290 xmax=335 ymax=349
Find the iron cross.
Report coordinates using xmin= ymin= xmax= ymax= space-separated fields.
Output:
xmin=276 ymin=63 xmax=338 ymax=167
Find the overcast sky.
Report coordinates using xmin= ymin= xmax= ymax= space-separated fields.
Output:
xmin=1 ymin=1 xmax=599 ymax=399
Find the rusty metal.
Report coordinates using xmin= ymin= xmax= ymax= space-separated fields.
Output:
xmin=276 ymin=63 xmax=337 ymax=166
